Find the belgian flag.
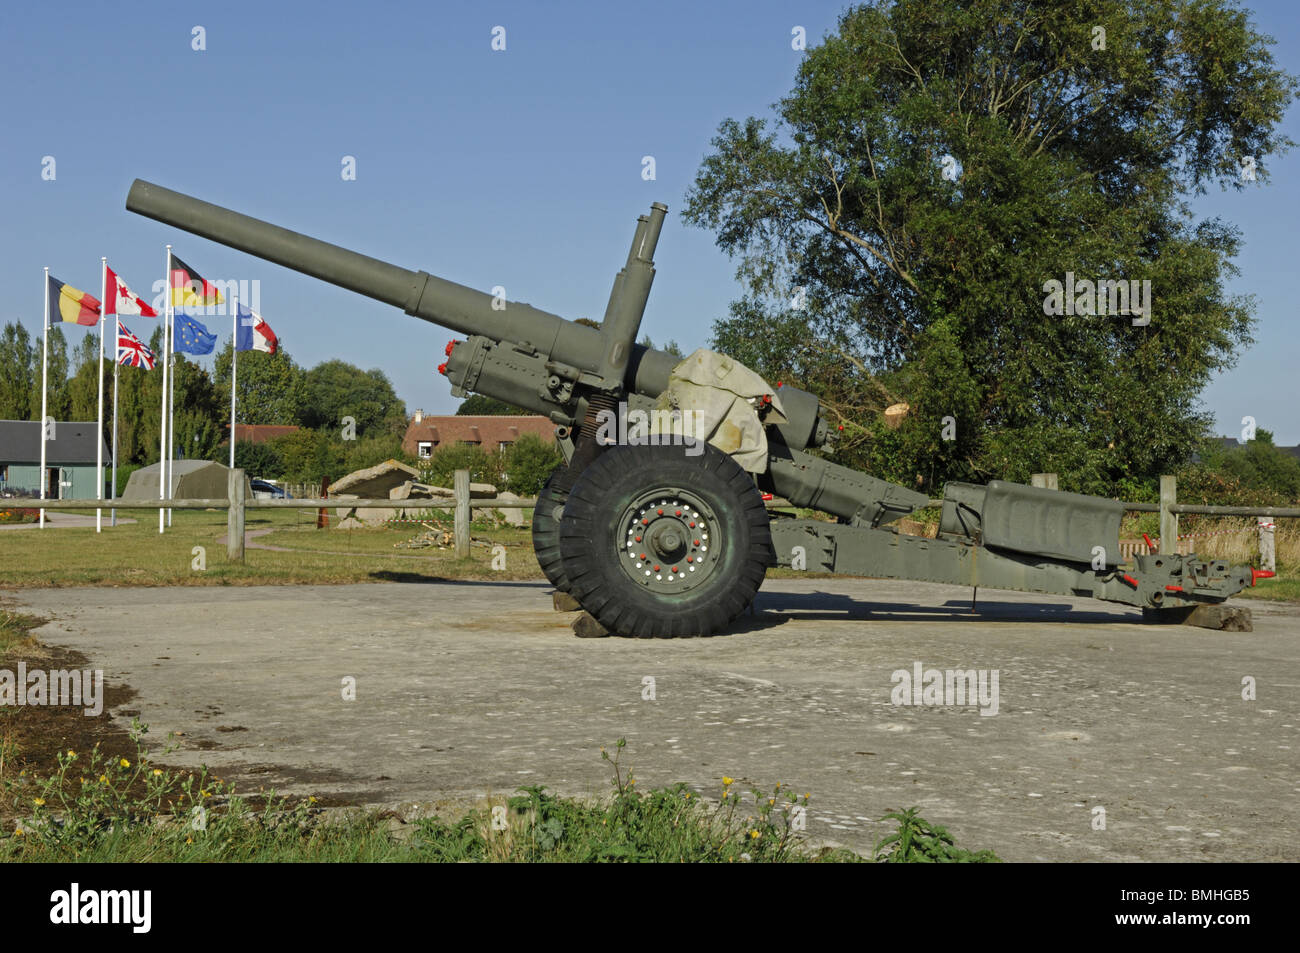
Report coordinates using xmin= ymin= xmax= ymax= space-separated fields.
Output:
xmin=170 ymin=254 xmax=225 ymax=308
xmin=48 ymin=275 xmax=101 ymax=326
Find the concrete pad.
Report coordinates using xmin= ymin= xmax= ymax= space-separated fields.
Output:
xmin=10 ymin=579 xmax=1298 ymax=861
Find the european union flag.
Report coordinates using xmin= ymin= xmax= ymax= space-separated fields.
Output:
xmin=175 ymin=312 xmax=217 ymax=355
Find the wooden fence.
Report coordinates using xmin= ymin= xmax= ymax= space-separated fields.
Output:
xmin=10 ymin=469 xmax=536 ymax=563
xmin=14 ymin=471 xmax=1296 ymax=571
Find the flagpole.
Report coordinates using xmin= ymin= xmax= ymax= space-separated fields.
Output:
xmin=160 ymin=246 xmax=170 ymax=533
xmin=230 ymin=292 xmax=238 ymax=469
xmin=111 ymin=313 xmax=119 ymax=528
xmin=39 ymin=268 xmax=49 ymax=530
xmin=167 ymin=289 xmax=175 ymax=527
xmin=96 ymin=257 xmax=106 ymax=533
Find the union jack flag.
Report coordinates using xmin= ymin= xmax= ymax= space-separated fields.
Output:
xmin=116 ymin=321 xmax=155 ymax=369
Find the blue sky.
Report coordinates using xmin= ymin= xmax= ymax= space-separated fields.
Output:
xmin=2 ymin=0 xmax=1296 ymax=442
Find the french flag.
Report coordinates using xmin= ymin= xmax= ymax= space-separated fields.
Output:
xmin=235 ymin=302 xmax=278 ymax=355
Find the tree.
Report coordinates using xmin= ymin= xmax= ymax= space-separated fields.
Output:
xmin=501 ymin=433 xmax=563 ymax=496
xmin=0 ymin=322 xmax=34 ymax=419
xmin=419 ymin=443 xmax=502 ymax=488
xmin=269 ymin=428 xmax=347 ymax=484
xmin=299 ymin=360 xmax=406 ymax=437
xmin=456 ymin=394 xmax=529 ymax=416
xmin=29 ymin=326 xmax=71 ymax=423
xmin=231 ymin=439 xmax=283 ymax=479
xmin=213 ymin=338 xmax=306 ymax=427
xmin=684 ymin=0 xmax=1296 ymax=495
xmin=111 ymin=326 xmax=165 ymax=466
xmin=639 ymin=335 xmax=684 ymax=359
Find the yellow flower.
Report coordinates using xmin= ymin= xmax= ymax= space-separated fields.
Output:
xmin=186 ymin=836 xmax=193 ymax=845
xmin=66 ymin=750 xmax=75 ymax=760
xmin=775 ymin=782 xmax=782 ymax=790
xmin=804 ymin=793 xmax=811 ymax=800
xmin=99 ymin=775 xmax=108 ymax=784
xmin=722 ymin=791 xmax=730 ymax=800
xmin=152 ymin=769 xmax=162 ymax=777
xmin=308 ymin=796 xmax=317 ymax=804
xmin=749 ymin=830 xmax=760 ymax=839
xmin=33 ymin=798 xmax=45 ymax=807
xmin=722 ymin=777 xmax=734 ymax=786
xmin=768 ymin=798 xmax=775 ymax=806
xmin=119 ymin=758 xmax=130 ymax=768
xmin=14 ymin=828 xmax=23 ymax=837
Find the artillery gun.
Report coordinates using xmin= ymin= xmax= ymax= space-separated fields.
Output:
xmin=126 ymin=180 xmax=1267 ymax=636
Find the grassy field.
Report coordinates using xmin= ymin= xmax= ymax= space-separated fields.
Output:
xmin=0 ymin=508 xmax=545 ymax=588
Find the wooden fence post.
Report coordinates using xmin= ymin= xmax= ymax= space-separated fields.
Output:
xmin=227 ymin=467 xmax=246 ymax=563
xmin=1159 ymin=474 xmax=1177 ymax=556
xmin=454 ymin=469 xmax=470 ymax=559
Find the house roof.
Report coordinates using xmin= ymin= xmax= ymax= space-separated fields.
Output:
xmin=404 ymin=415 xmax=554 ymax=448
xmin=230 ymin=424 xmax=300 ymax=445
xmin=0 ymin=420 xmax=110 ymax=465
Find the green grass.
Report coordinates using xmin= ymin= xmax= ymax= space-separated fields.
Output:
xmin=0 ymin=734 xmax=999 ymax=863
xmin=0 ymin=509 xmax=544 ymax=588
xmin=0 ymin=607 xmax=43 ymax=656
xmin=1236 ymin=576 xmax=1300 ymax=602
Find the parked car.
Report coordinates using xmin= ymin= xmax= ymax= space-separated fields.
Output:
xmin=250 ymin=479 xmax=293 ymax=500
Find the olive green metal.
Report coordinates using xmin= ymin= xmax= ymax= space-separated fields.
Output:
xmin=124 ymin=179 xmax=816 ymax=447
xmin=124 ymin=178 xmax=1259 ymax=622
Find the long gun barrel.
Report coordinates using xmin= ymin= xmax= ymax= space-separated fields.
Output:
xmin=126 ymin=179 xmax=679 ymax=399
xmin=125 ymin=178 xmax=828 ymax=450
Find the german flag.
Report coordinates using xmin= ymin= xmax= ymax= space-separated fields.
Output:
xmin=48 ymin=275 xmax=101 ymax=326
xmin=170 ymin=254 xmax=225 ymax=308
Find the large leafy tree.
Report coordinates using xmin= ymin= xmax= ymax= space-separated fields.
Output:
xmin=299 ymin=359 xmax=406 ymax=437
xmin=685 ymin=0 xmax=1295 ymax=494
xmin=213 ymin=337 xmax=306 ymax=427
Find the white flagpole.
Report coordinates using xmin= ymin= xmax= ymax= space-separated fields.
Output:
xmin=230 ymin=292 xmax=238 ymax=469
xmin=39 ymin=268 xmax=49 ymax=529
xmin=160 ymin=246 xmax=170 ymax=533
xmin=111 ymin=312 xmax=119 ymax=528
xmin=167 ymin=295 xmax=175 ymax=527
xmin=96 ymin=257 xmax=106 ymax=533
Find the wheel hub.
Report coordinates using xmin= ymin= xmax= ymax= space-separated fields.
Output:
xmin=618 ymin=489 xmax=718 ymax=592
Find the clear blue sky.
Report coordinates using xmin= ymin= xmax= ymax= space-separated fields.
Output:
xmin=2 ymin=0 xmax=1296 ymax=442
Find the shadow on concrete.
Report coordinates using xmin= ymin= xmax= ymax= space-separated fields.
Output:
xmin=752 ymin=590 xmax=1134 ymax=626
xmin=368 ymin=571 xmax=555 ymax=589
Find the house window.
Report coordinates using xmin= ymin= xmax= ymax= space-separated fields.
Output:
xmin=497 ymin=441 xmax=512 ymax=452
xmin=417 ymin=441 xmax=433 ymax=459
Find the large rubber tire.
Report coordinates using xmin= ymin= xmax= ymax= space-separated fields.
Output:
xmin=558 ymin=443 xmax=771 ymax=637
xmin=532 ymin=467 xmax=572 ymax=593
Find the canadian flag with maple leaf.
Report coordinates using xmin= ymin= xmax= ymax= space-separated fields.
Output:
xmin=104 ymin=265 xmax=158 ymax=317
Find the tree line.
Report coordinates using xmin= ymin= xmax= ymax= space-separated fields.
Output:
xmin=0 ymin=321 xmax=411 ymax=485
